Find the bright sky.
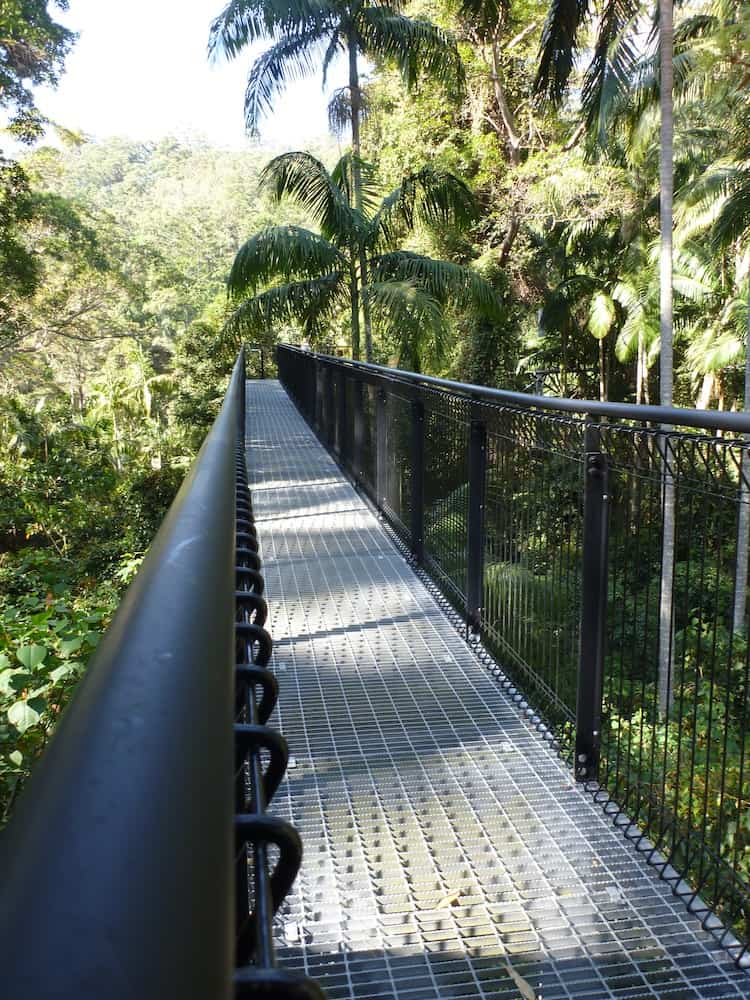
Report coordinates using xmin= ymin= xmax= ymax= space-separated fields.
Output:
xmin=33 ymin=0 xmax=347 ymax=147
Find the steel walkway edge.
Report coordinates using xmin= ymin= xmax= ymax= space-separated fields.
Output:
xmin=247 ymin=380 xmax=749 ymax=1000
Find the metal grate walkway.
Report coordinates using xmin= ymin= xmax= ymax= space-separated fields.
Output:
xmin=246 ymin=380 xmax=749 ymax=1000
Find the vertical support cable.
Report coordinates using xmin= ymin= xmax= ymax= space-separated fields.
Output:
xmin=575 ymin=420 xmax=610 ymax=783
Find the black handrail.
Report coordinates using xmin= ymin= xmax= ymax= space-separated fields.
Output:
xmin=298 ymin=345 xmax=750 ymax=434
xmin=0 ymin=350 xmax=322 ymax=998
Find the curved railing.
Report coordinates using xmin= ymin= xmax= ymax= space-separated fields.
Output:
xmin=0 ymin=350 xmax=322 ymax=998
xmin=278 ymin=342 xmax=750 ymax=967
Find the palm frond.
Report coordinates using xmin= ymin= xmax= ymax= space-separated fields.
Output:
xmin=244 ymin=29 xmax=329 ymax=134
xmin=327 ymin=86 xmax=371 ymax=136
xmin=228 ymin=227 xmax=345 ymax=298
xmin=714 ymin=167 xmax=750 ymax=247
xmin=260 ymin=151 xmax=360 ymax=242
xmin=321 ymin=30 xmax=343 ymax=85
xmin=581 ymin=0 xmax=642 ymax=143
xmin=456 ymin=0 xmax=510 ymax=40
xmin=357 ymin=7 xmax=463 ymax=90
xmin=226 ymin=272 xmax=345 ymax=335
xmin=364 ymin=280 xmax=449 ymax=368
xmin=373 ymin=168 xmax=478 ymax=244
xmin=371 ymin=252 xmax=501 ymax=317
xmin=209 ymin=0 xmax=331 ymax=58
xmin=330 ymin=152 xmax=380 ymax=221
xmin=534 ymin=0 xmax=589 ymax=103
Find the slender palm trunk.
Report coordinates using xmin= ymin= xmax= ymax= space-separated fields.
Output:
xmin=732 ymin=285 xmax=750 ymax=634
xmin=658 ymin=0 xmax=675 ymax=718
xmin=348 ymin=35 xmax=373 ymax=361
xmin=349 ymin=257 xmax=361 ymax=360
xmin=636 ymin=333 xmax=644 ymax=404
xmin=490 ymin=40 xmax=522 ymax=264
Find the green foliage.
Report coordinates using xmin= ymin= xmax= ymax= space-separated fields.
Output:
xmin=0 ymin=549 xmax=119 ymax=821
xmin=228 ymin=149 xmax=500 ymax=366
xmin=209 ymin=0 xmax=462 ymax=134
xmin=0 ymin=0 xmax=75 ymax=142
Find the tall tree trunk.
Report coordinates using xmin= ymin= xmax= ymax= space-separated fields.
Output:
xmin=636 ymin=333 xmax=644 ymax=404
xmin=348 ymin=35 xmax=373 ymax=362
xmin=490 ymin=41 xmax=522 ymax=264
xmin=732 ymin=286 xmax=750 ymax=634
xmin=349 ymin=257 xmax=361 ymax=360
xmin=658 ymin=0 xmax=675 ymax=718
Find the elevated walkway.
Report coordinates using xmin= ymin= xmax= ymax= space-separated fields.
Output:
xmin=247 ymin=380 xmax=748 ymax=1000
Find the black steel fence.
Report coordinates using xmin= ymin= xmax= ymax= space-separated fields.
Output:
xmin=0 ymin=350 xmax=322 ymax=999
xmin=278 ymin=343 xmax=750 ymax=966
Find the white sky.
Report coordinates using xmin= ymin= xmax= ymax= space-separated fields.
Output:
xmin=32 ymin=0 xmax=347 ymax=147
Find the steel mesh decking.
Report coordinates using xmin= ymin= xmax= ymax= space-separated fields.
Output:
xmin=246 ymin=380 xmax=749 ymax=1000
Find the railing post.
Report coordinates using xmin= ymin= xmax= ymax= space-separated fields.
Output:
xmin=314 ymin=360 xmax=324 ymax=435
xmin=411 ymin=397 xmax=425 ymax=563
xmin=337 ymin=369 xmax=348 ymax=467
xmin=353 ymin=379 xmax=365 ymax=483
xmin=466 ymin=408 xmax=487 ymax=633
xmin=325 ymin=363 xmax=335 ymax=449
xmin=238 ymin=346 xmax=246 ymax=447
xmin=376 ymin=387 xmax=387 ymax=509
xmin=575 ymin=420 xmax=610 ymax=783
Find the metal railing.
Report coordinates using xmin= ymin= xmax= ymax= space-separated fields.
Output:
xmin=278 ymin=343 xmax=750 ymax=966
xmin=0 ymin=349 xmax=322 ymax=999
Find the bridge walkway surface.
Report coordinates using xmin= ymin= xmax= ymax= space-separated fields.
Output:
xmin=246 ymin=379 xmax=750 ymax=1000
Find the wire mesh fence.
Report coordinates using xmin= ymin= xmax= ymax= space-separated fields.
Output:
xmin=277 ymin=344 xmax=750 ymax=963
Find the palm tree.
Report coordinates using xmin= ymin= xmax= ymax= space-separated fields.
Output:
xmin=225 ymin=151 xmax=500 ymax=371
xmin=209 ymin=0 xmax=462 ymax=359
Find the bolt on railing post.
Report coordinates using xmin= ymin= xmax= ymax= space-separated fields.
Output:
xmin=376 ymin=387 xmax=387 ymax=509
xmin=575 ymin=420 xmax=610 ymax=783
xmin=411 ymin=397 xmax=425 ymax=563
xmin=466 ymin=410 xmax=488 ymax=634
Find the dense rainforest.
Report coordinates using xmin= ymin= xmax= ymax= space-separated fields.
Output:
xmin=2 ymin=1 xmax=750 ymax=937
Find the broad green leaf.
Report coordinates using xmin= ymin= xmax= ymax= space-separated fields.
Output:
xmin=16 ymin=644 xmax=47 ymax=669
xmin=0 ymin=669 xmax=16 ymax=696
xmin=60 ymin=637 xmax=83 ymax=657
xmin=49 ymin=662 xmax=81 ymax=684
xmin=9 ymin=750 xmax=23 ymax=767
xmin=8 ymin=672 xmax=32 ymax=693
xmin=0 ymin=653 xmax=9 ymax=671
xmin=84 ymin=632 xmax=100 ymax=648
xmin=588 ymin=291 xmax=616 ymax=340
xmin=8 ymin=700 xmax=41 ymax=733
